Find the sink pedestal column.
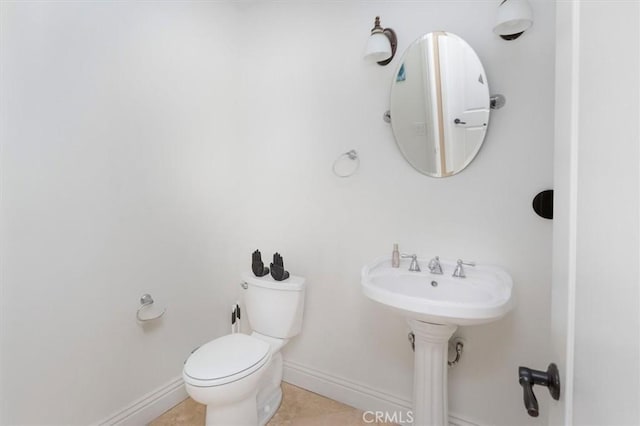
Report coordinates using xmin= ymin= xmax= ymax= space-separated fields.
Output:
xmin=408 ymin=319 xmax=457 ymax=426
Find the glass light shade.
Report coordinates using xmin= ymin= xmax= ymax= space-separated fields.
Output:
xmin=364 ymin=32 xmax=392 ymax=62
xmin=493 ymin=0 xmax=533 ymax=36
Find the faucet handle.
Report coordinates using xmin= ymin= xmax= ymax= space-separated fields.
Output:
xmin=452 ymin=259 xmax=475 ymax=278
xmin=428 ymin=256 xmax=443 ymax=274
xmin=400 ymin=254 xmax=421 ymax=272
xmin=401 ymin=253 xmax=418 ymax=263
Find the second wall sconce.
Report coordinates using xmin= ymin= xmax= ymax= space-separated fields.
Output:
xmin=364 ymin=16 xmax=397 ymax=66
xmin=493 ymin=0 xmax=533 ymax=40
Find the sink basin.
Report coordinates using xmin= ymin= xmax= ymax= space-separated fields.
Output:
xmin=361 ymin=257 xmax=514 ymax=325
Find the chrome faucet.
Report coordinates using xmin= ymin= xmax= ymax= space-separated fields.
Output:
xmin=452 ymin=259 xmax=476 ymax=278
xmin=428 ymin=256 xmax=443 ymax=274
xmin=401 ymin=254 xmax=421 ymax=272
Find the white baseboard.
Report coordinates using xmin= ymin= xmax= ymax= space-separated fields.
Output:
xmin=283 ymin=360 xmax=482 ymax=426
xmin=95 ymin=376 xmax=187 ymax=426
xmin=448 ymin=412 xmax=486 ymax=426
xmin=283 ymin=359 xmax=412 ymax=414
xmin=95 ymin=362 xmax=482 ymax=426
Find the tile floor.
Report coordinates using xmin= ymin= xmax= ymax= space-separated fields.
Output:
xmin=150 ymin=382 xmax=395 ymax=425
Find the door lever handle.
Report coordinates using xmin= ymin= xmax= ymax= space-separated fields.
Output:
xmin=454 ymin=118 xmax=467 ymax=125
xmin=518 ymin=363 xmax=561 ymax=417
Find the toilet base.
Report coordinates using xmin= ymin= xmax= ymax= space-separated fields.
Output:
xmin=256 ymin=350 xmax=284 ymax=425
xmin=258 ymin=385 xmax=282 ymax=426
xmin=205 ymin=389 xmax=258 ymax=426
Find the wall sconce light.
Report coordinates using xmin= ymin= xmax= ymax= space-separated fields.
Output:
xmin=364 ymin=16 xmax=397 ymax=66
xmin=493 ymin=0 xmax=533 ymax=40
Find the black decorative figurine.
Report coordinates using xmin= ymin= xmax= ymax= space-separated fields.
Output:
xmin=252 ymin=250 xmax=269 ymax=277
xmin=270 ymin=252 xmax=290 ymax=281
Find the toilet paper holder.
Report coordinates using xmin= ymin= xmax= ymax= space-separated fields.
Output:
xmin=136 ymin=294 xmax=166 ymax=322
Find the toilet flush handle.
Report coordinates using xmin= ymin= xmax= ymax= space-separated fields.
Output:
xmin=240 ymin=282 xmax=248 ymax=289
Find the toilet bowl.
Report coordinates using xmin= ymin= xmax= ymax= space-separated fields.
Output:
xmin=183 ymin=272 xmax=306 ymax=426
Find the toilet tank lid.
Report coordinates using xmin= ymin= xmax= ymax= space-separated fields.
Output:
xmin=184 ymin=334 xmax=270 ymax=382
xmin=241 ymin=272 xmax=306 ymax=291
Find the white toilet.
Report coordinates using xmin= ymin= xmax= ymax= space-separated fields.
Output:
xmin=183 ymin=272 xmax=306 ymax=426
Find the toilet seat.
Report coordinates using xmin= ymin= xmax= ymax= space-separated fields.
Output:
xmin=183 ymin=334 xmax=270 ymax=387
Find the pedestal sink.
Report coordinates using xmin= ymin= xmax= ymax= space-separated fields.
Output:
xmin=361 ymin=257 xmax=514 ymax=426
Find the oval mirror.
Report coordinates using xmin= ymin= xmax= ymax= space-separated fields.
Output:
xmin=390 ymin=32 xmax=490 ymax=177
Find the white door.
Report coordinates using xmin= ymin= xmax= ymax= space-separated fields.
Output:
xmin=550 ymin=1 xmax=640 ymax=425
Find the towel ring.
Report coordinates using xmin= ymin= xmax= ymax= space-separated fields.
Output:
xmin=136 ymin=294 xmax=166 ymax=322
xmin=332 ymin=150 xmax=360 ymax=178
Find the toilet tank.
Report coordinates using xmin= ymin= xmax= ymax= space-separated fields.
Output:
xmin=241 ymin=272 xmax=306 ymax=339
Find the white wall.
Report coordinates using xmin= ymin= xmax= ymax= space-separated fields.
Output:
xmin=236 ymin=2 xmax=555 ymax=425
xmin=1 ymin=1 xmax=556 ymax=425
xmin=0 ymin=2 xmax=246 ymax=424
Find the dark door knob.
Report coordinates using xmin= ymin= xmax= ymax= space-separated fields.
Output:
xmin=518 ymin=363 xmax=561 ymax=417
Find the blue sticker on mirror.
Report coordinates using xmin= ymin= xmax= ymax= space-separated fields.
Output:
xmin=396 ymin=63 xmax=406 ymax=82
